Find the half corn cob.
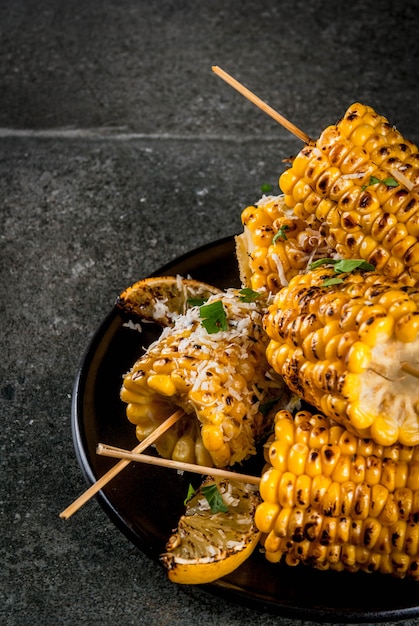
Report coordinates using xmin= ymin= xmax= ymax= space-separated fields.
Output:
xmin=279 ymin=103 xmax=419 ymax=286
xmin=264 ymin=265 xmax=419 ymax=446
xmin=121 ymin=289 xmax=288 ymax=468
xmin=236 ymin=194 xmax=334 ymax=293
xmin=255 ymin=408 xmax=419 ymax=579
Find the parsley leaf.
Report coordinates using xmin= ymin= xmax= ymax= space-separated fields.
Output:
xmin=309 ymin=258 xmax=375 ymax=286
xmin=308 ymin=258 xmax=336 ymax=270
xmin=201 ymin=483 xmax=228 ymax=513
xmin=322 ymin=277 xmax=344 ymax=287
xmin=333 ymin=259 xmax=375 ymax=273
xmin=184 ymin=484 xmax=196 ymax=505
xmin=187 ymin=296 xmax=207 ymax=307
xmin=239 ymin=287 xmax=260 ymax=302
xmin=199 ymin=300 xmax=228 ymax=333
xmin=272 ymin=224 xmax=289 ymax=243
xmin=309 ymin=258 xmax=374 ymax=273
xmin=362 ymin=175 xmax=398 ymax=190
xmin=261 ymin=183 xmax=273 ymax=193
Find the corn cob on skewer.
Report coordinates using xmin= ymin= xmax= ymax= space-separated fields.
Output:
xmin=264 ymin=266 xmax=419 ymax=446
xmin=256 ymin=409 xmax=419 ymax=579
xmin=236 ymin=194 xmax=334 ymax=293
xmin=121 ymin=289 xmax=288 ymax=468
xmin=279 ymin=103 xmax=419 ymax=286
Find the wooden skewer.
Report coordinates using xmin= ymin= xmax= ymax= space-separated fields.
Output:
xmin=401 ymin=362 xmax=419 ymax=379
xmin=96 ymin=443 xmax=261 ymax=486
xmin=59 ymin=409 xmax=185 ymax=519
xmin=212 ymin=65 xmax=312 ymax=144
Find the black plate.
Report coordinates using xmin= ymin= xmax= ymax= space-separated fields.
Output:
xmin=72 ymin=236 xmax=419 ymax=623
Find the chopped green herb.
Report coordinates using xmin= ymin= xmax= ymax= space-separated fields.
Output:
xmin=309 ymin=257 xmax=375 ymax=286
xmin=272 ymin=224 xmax=289 ymax=243
xmin=309 ymin=258 xmax=374 ymax=273
xmin=239 ymin=287 xmax=260 ymax=302
xmin=322 ymin=277 xmax=344 ymax=287
xmin=187 ymin=296 xmax=207 ymax=307
xmin=309 ymin=258 xmax=336 ymax=270
xmin=362 ymin=175 xmax=398 ymax=190
xmin=333 ymin=259 xmax=375 ymax=273
xmin=199 ymin=300 xmax=228 ymax=333
xmin=184 ymin=483 xmax=196 ymax=505
xmin=261 ymin=183 xmax=273 ymax=193
xmin=201 ymin=483 xmax=228 ymax=513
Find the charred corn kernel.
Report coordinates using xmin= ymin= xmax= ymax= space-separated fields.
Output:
xmin=278 ymin=472 xmax=297 ymax=508
xmin=265 ymin=266 xmax=419 ymax=445
xmin=278 ymin=103 xmax=419 ymax=285
xmin=236 ymin=194 xmax=334 ymax=294
xmin=295 ymin=474 xmax=312 ymax=508
xmin=256 ymin=408 xmax=419 ymax=579
xmin=121 ymin=289 xmax=288 ymax=468
xmin=274 ymin=506 xmax=293 ymax=538
xmin=268 ymin=439 xmax=290 ymax=471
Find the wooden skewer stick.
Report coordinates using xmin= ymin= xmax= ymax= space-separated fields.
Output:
xmin=59 ymin=409 xmax=185 ymax=519
xmin=401 ymin=362 xmax=419 ymax=379
xmin=97 ymin=443 xmax=261 ymax=486
xmin=212 ymin=65 xmax=312 ymax=144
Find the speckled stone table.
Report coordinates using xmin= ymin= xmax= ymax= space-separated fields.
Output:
xmin=2 ymin=1 xmax=419 ymax=625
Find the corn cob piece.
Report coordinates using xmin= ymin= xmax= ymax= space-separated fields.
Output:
xmin=279 ymin=103 xmax=419 ymax=286
xmin=121 ymin=289 xmax=288 ymax=468
xmin=264 ymin=265 xmax=419 ymax=446
xmin=236 ymin=194 xmax=334 ymax=293
xmin=116 ymin=276 xmax=221 ymax=326
xmin=255 ymin=408 xmax=419 ymax=579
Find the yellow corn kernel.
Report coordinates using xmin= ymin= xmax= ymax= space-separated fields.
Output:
xmin=264 ymin=529 xmax=282 ymax=554
xmin=287 ymin=442 xmax=309 ymax=475
xmin=171 ymin=434 xmax=196 ymax=464
xmin=254 ymin=501 xmax=280 ymax=534
xmin=295 ymin=474 xmax=312 ymax=508
xmin=350 ymin=123 xmax=376 ymax=146
xmin=395 ymin=311 xmax=419 ymax=342
xmin=135 ymin=422 xmax=156 ymax=441
xmin=146 ymin=374 xmax=177 ymax=397
xmin=278 ymin=472 xmax=297 ymax=508
xmin=319 ymin=444 xmax=341 ymax=476
xmin=311 ymin=474 xmax=332 ymax=507
xmin=202 ymin=423 xmax=227 ymax=451
xmin=350 ymin=454 xmax=366 ymax=483
xmin=407 ymin=462 xmax=419 ymax=491
xmin=268 ymin=439 xmax=290 ymax=471
xmin=358 ymin=313 xmax=394 ymax=347
xmin=321 ymin=481 xmax=342 ymax=516
xmin=259 ymin=467 xmax=281 ymax=504
xmin=274 ymin=411 xmax=295 ymax=445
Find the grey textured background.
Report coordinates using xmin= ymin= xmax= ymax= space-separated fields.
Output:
xmin=2 ymin=1 xmax=419 ymax=625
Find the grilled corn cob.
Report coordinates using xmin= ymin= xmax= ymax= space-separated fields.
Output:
xmin=236 ymin=194 xmax=334 ymax=293
xmin=264 ymin=265 xmax=419 ymax=446
xmin=255 ymin=408 xmax=419 ymax=579
xmin=279 ymin=103 xmax=419 ymax=286
xmin=121 ymin=289 xmax=288 ymax=468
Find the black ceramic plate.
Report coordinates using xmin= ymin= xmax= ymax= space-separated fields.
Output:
xmin=72 ymin=236 xmax=419 ymax=623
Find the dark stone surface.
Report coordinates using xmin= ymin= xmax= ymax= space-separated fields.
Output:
xmin=1 ymin=1 xmax=419 ymax=624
